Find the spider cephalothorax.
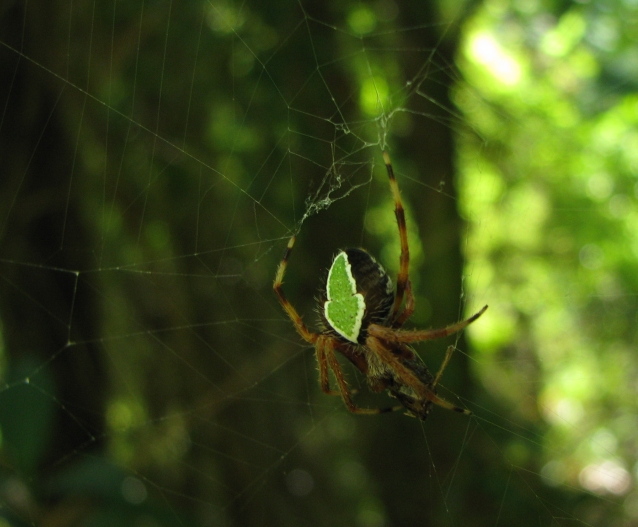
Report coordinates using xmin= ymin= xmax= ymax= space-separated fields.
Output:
xmin=274 ymin=151 xmax=487 ymax=420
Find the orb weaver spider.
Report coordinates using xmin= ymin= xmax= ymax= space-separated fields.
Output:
xmin=273 ymin=152 xmax=487 ymax=420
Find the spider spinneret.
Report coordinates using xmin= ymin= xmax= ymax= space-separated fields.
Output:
xmin=274 ymin=151 xmax=488 ymax=420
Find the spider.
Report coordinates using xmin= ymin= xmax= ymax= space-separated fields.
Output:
xmin=273 ymin=151 xmax=488 ymax=420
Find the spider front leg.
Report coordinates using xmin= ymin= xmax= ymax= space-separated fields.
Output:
xmin=273 ymin=235 xmax=320 ymax=344
xmin=368 ymin=304 xmax=488 ymax=344
xmin=393 ymin=279 xmax=415 ymax=328
xmin=383 ymin=151 xmax=411 ymax=326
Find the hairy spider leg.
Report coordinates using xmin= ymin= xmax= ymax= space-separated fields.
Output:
xmin=383 ymin=151 xmax=412 ymax=327
xmin=367 ymin=304 xmax=488 ymax=344
xmin=317 ymin=336 xmax=401 ymax=415
xmin=393 ymin=278 xmax=415 ymax=328
xmin=315 ymin=336 xmax=340 ymax=396
xmin=366 ymin=335 xmax=471 ymax=414
xmin=273 ymin=235 xmax=319 ymax=344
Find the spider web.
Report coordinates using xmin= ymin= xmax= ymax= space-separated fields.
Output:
xmin=0 ymin=1 xmax=630 ymax=526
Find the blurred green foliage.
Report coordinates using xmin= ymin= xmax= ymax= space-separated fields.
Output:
xmin=457 ymin=0 xmax=638 ymax=510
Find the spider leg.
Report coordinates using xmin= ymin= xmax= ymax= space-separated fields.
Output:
xmin=319 ymin=336 xmax=402 ymax=415
xmin=368 ymin=304 xmax=488 ymax=344
xmin=273 ymin=235 xmax=320 ymax=344
xmin=433 ymin=345 xmax=456 ymax=388
xmin=383 ymin=151 xmax=411 ymax=325
xmin=392 ymin=279 xmax=415 ymax=328
xmin=366 ymin=335 xmax=470 ymax=415
xmin=316 ymin=336 xmax=341 ymax=396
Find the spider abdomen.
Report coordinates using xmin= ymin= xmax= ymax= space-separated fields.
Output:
xmin=321 ymin=248 xmax=394 ymax=344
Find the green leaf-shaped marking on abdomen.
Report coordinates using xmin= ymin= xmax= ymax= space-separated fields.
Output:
xmin=324 ymin=252 xmax=365 ymax=343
